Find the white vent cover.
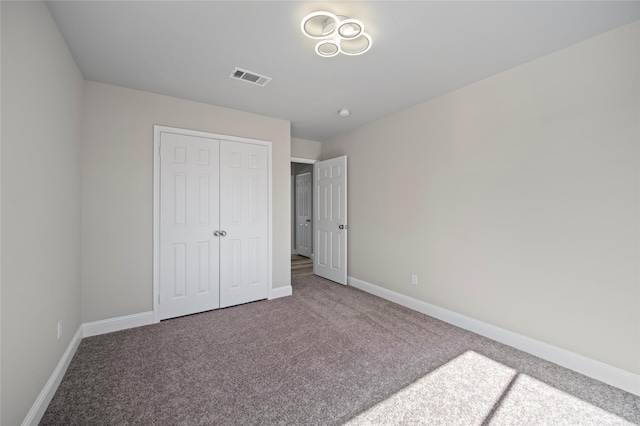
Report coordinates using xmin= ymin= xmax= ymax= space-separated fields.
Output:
xmin=229 ymin=67 xmax=272 ymax=87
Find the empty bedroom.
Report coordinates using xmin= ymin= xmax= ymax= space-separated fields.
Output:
xmin=1 ymin=1 xmax=639 ymax=425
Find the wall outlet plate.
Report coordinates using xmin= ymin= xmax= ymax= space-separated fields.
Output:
xmin=411 ymin=273 xmax=418 ymax=285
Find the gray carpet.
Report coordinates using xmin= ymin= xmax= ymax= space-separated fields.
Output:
xmin=41 ymin=275 xmax=639 ymax=425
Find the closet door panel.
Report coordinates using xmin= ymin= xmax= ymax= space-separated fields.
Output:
xmin=159 ymin=132 xmax=220 ymax=320
xmin=219 ymin=140 xmax=269 ymax=308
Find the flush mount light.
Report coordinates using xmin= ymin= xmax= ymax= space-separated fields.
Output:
xmin=339 ymin=108 xmax=350 ymax=117
xmin=301 ymin=11 xmax=372 ymax=57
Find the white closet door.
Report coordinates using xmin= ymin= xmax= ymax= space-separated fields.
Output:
xmin=159 ymin=132 xmax=220 ymax=320
xmin=219 ymin=140 xmax=269 ymax=308
xmin=314 ymin=156 xmax=348 ymax=285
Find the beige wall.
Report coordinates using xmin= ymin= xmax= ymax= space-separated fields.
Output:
xmin=322 ymin=22 xmax=639 ymax=374
xmin=82 ymin=82 xmax=291 ymax=323
xmin=291 ymin=137 xmax=322 ymax=160
xmin=1 ymin=2 xmax=84 ymax=424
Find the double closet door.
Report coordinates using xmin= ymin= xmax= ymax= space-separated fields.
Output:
xmin=159 ymin=130 xmax=268 ymax=320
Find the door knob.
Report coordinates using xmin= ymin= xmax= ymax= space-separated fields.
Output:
xmin=213 ymin=230 xmax=220 ymax=237
xmin=339 ymin=224 xmax=344 ymax=230
xmin=220 ymin=230 xmax=227 ymax=236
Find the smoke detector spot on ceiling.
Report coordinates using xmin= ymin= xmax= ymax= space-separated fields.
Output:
xmin=229 ymin=67 xmax=272 ymax=87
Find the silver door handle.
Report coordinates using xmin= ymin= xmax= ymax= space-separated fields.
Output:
xmin=220 ymin=230 xmax=227 ymax=236
xmin=339 ymin=225 xmax=344 ymax=230
xmin=213 ymin=230 xmax=220 ymax=237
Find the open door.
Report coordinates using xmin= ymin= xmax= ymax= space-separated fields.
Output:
xmin=314 ymin=156 xmax=347 ymax=285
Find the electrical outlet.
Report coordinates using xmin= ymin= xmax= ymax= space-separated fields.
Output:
xmin=411 ymin=273 xmax=418 ymax=285
xmin=57 ymin=320 xmax=62 ymax=340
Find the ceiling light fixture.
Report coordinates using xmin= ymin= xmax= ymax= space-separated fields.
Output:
xmin=339 ymin=108 xmax=350 ymax=117
xmin=301 ymin=11 xmax=372 ymax=57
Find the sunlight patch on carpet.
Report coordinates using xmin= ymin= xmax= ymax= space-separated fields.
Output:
xmin=346 ymin=350 xmax=634 ymax=425
xmin=346 ymin=351 xmax=516 ymax=425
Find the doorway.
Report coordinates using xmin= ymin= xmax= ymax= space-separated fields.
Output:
xmin=291 ymin=161 xmax=314 ymax=257
xmin=290 ymin=156 xmax=348 ymax=284
xmin=295 ymin=172 xmax=312 ymax=257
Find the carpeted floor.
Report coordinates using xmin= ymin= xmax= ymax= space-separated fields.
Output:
xmin=41 ymin=275 xmax=639 ymax=425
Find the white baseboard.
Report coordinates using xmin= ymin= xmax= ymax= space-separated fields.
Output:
xmin=23 ymin=311 xmax=156 ymax=424
xmin=22 ymin=326 xmax=83 ymax=426
xmin=82 ymin=311 xmax=154 ymax=338
xmin=347 ymin=276 xmax=640 ymax=396
xmin=269 ymin=285 xmax=292 ymax=300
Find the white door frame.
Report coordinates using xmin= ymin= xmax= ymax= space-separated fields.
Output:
xmin=291 ymin=157 xmax=317 ymax=165
xmin=153 ymin=125 xmax=273 ymax=323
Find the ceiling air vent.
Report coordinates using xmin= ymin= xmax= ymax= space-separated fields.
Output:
xmin=229 ymin=67 xmax=272 ymax=87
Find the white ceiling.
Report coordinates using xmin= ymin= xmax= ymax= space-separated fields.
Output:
xmin=46 ymin=1 xmax=640 ymax=142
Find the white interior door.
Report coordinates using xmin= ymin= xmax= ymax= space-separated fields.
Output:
xmin=314 ymin=156 xmax=347 ymax=285
xmin=219 ymin=140 xmax=269 ymax=308
xmin=159 ymin=132 xmax=220 ymax=320
xmin=296 ymin=172 xmax=312 ymax=258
